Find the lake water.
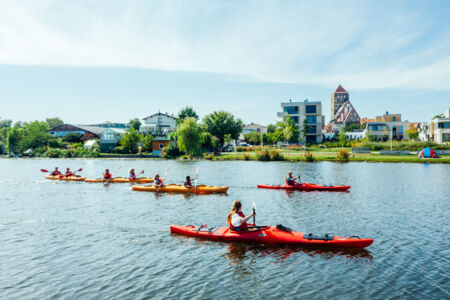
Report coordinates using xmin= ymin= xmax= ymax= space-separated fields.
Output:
xmin=0 ymin=159 xmax=448 ymax=299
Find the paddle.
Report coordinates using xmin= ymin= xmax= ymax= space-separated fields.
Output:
xmin=73 ymin=168 xmax=83 ymax=177
xmin=194 ymin=167 xmax=199 ymax=190
xmin=105 ymin=166 xmax=121 ymax=185
xmin=252 ymin=200 xmax=256 ymax=226
xmin=40 ymin=169 xmax=49 ymax=173
xmin=157 ymin=167 xmax=170 ymax=193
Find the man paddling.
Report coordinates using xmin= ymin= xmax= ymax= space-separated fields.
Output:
xmin=50 ymin=167 xmax=61 ymax=176
xmin=286 ymin=171 xmax=301 ymax=186
xmin=154 ymin=174 xmax=164 ymax=188
xmin=184 ymin=175 xmax=198 ymax=188
xmin=65 ymin=168 xmax=75 ymax=177
xmin=103 ymin=169 xmax=112 ymax=180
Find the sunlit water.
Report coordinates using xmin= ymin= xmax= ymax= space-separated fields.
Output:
xmin=0 ymin=159 xmax=448 ymax=299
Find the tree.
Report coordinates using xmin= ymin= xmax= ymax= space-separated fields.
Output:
xmin=128 ymin=118 xmax=142 ymax=131
xmin=177 ymin=107 xmax=199 ymax=125
xmin=141 ymin=134 xmax=154 ymax=152
xmin=407 ymin=125 xmax=419 ymax=140
xmin=177 ymin=117 xmax=202 ymax=155
xmin=432 ymin=114 xmax=444 ymax=119
xmin=273 ymin=117 xmax=299 ymax=144
xmin=338 ymin=130 xmax=347 ymax=147
xmin=46 ymin=117 xmax=64 ymax=129
xmin=19 ymin=121 xmax=51 ymax=151
xmin=203 ymin=111 xmax=243 ymax=146
xmin=6 ymin=127 xmax=23 ymax=153
xmin=0 ymin=118 xmax=12 ymax=129
xmin=299 ymin=118 xmax=308 ymax=144
xmin=267 ymin=124 xmax=276 ymax=134
xmin=244 ymin=132 xmax=260 ymax=145
xmin=62 ymin=133 xmax=84 ymax=143
xmin=200 ymin=132 xmax=217 ymax=151
xmin=120 ymin=127 xmax=142 ymax=153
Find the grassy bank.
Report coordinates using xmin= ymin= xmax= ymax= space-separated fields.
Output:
xmin=214 ymin=150 xmax=450 ymax=163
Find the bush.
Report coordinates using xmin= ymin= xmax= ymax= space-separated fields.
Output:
xmin=243 ymin=152 xmax=251 ymax=160
xmin=302 ymin=151 xmax=315 ymax=162
xmin=336 ymin=149 xmax=350 ymax=162
xmin=256 ymin=150 xmax=271 ymax=161
xmin=62 ymin=133 xmax=83 ymax=143
xmin=269 ymin=150 xmax=284 ymax=161
xmin=203 ymin=152 xmax=215 ymax=160
xmin=255 ymin=149 xmax=284 ymax=161
xmin=163 ymin=141 xmax=182 ymax=158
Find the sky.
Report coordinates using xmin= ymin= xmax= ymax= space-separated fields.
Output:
xmin=0 ymin=0 xmax=449 ymax=125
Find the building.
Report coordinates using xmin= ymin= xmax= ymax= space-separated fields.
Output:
xmin=152 ymin=137 xmax=171 ymax=157
xmin=328 ymin=85 xmax=361 ymax=131
xmin=364 ymin=113 xmax=409 ymax=141
xmin=242 ymin=123 xmax=267 ymax=135
xmin=428 ymin=109 xmax=450 ymax=144
xmin=140 ymin=112 xmax=177 ymax=136
xmin=278 ymin=99 xmax=324 ymax=143
xmin=99 ymin=128 xmax=126 ymax=152
xmin=49 ymin=124 xmax=105 ymax=140
xmin=89 ymin=122 xmax=128 ymax=129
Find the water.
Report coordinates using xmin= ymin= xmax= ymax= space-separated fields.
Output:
xmin=0 ymin=159 xmax=448 ymax=299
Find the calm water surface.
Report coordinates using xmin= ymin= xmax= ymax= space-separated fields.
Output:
xmin=0 ymin=159 xmax=448 ymax=299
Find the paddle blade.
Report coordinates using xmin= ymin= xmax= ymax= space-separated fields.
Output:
xmin=40 ymin=169 xmax=49 ymax=173
xmin=195 ymin=167 xmax=199 ymax=174
xmin=252 ymin=200 xmax=256 ymax=210
xmin=77 ymin=168 xmax=83 ymax=172
xmin=140 ymin=170 xmax=144 ymax=174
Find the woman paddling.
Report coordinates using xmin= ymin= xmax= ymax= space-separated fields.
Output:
xmin=154 ymin=174 xmax=164 ymax=187
xmin=103 ymin=169 xmax=112 ymax=180
xmin=128 ymin=168 xmax=136 ymax=181
xmin=65 ymin=168 xmax=75 ymax=177
xmin=184 ymin=175 xmax=198 ymax=188
xmin=50 ymin=167 xmax=61 ymax=176
xmin=226 ymin=200 xmax=255 ymax=231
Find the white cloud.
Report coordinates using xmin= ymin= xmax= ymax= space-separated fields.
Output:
xmin=0 ymin=0 xmax=449 ymax=90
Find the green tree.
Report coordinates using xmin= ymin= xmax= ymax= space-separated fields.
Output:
xmin=267 ymin=124 xmax=276 ymax=134
xmin=46 ymin=117 xmax=64 ymax=129
xmin=0 ymin=118 xmax=12 ymax=129
xmin=338 ymin=130 xmax=347 ymax=147
xmin=407 ymin=125 xmax=419 ymax=140
xmin=176 ymin=117 xmax=202 ymax=155
xmin=19 ymin=121 xmax=51 ymax=151
xmin=244 ymin=131 xmax=261 ymax=145
xmin=6 ymin=127 xmax=24 ymax=153
xmin=203 ymin=111 xmax=243 ymax=146
xmin=128 ymin=118 xmax=142 ymax=131
xmin=62 ymin=133 xmax=83 ymax=143
xmin=141 ymin=134 xmax=154 ymax=152
xmin=273 ymin=117 xmax=299 ymax=144
xmin=200 ymin=132 xmax=217 ymax=151
xmin=177 ymin=107 xmax=199 ymax=125
xmin=120 ymin=127 xmax=142 ymax=153
xmin=299 ymin=118 xmax=308 ymax=143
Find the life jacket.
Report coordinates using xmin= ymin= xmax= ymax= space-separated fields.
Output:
xmin=104 ymin=173 xmax=112 ymax=179
xmin=129 ymin=172 xmax=136 ymax=180
xmin=184 ymin=179 xmax=192 ymax=187
xmin=230 ymin=211 xmax=248 ymax=231
xmin=286 ymin=176 xmax=294 ymax=185
xmin=154 ymin=178 xmax=163 ymax=186
xmin=65 ymin=171 xmax=74 ymax=177
xmin=51 ymin=170 xmax=61 ymax=176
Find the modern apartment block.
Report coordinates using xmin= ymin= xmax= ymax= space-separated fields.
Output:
xmin=365 ymin=112 xmax=409 ymax=141
xmin=428 ymin=109 xmax=450 ymax=144
xmin=278 ymin=99 xmax=324 ymax=143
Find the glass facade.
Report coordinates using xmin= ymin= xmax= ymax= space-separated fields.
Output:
xmin=438 ymin=122 xmax=450 ymax=128
xmin=306 ymin=105 xmax=316 ymax=114
xmin=307 ymin=125 xmax=316 ymax=133
xmin=368 ymin=124 xmax=387 ymax=131
xmin=284 ymin=106 xmax=299 ymax=114
xmin=290 ymin=116 xmax=299 ymax=124
xmin=306 ymin=116 xmax=317 ymax=124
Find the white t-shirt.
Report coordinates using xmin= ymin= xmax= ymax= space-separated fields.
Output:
xmin=231 ymin=213 xmax=245 ymax=227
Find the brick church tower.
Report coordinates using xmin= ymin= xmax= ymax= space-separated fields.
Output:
xmin=330 ymin=84 xmax=349 ymax=120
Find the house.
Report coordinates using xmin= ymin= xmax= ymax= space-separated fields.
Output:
xmin=278 ymin=99 xmax=324 ymax=144
xmin=328 ymin=85 xmax=361 ymax=132
xmin=152 ymin=137 xmax=171 ymax=157
xmin=49 ymin=124 xmax=105 ymax=140
xmin=140 ymin=112 xmax=177 ymax=136
xmin=89 ymin=122 xmax=128 ymax=129
xmin=428 ymin=109 xmax=450 ymax=144
xmin=242 ymin=123 xmax=267 ymax=135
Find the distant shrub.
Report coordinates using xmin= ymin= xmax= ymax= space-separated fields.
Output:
xmin=243 ymin=152 xmax=251 ymax=160
xmin=336 ymin=149 xmax=350 ymax=162
xmin=269 ymin=150 xmax=284 ymax=161
xmin=256 ymin=150 xmax=271 ymax=161
xmin=203 ymin=152 xmax=215 ymax=160
xmin=302 ymin=151 xmax=315 ymax=162
xmin=256 ymin=149 xmax=284 ymax=161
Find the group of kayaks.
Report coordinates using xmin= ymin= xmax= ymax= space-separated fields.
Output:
xmin=43 ymin=168 xmax=373 ymax=249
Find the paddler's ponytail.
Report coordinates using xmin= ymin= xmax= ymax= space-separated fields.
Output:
xmin=227 ymin=200 xmax=242 ymax=225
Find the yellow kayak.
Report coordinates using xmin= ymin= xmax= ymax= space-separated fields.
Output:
xmin=131 ymin=184 xmax=229 ymax=194
xmin=45 ymin=175 xmax=86 ymax=181
xmin=85 ymin=177 xmax=154 ymax=183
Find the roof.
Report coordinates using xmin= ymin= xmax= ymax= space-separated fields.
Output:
xmin=76 ymin=125 xmax=107 ymax=136
xmin=334 ymin=84 xmax=348 ymax=94
xmin=143 ymin=112 xmax=178 ymax=120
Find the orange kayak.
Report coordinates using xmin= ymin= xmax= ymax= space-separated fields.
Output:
xmin=45 ymin=175 xmax=86 ymax=181
xmin=84 ymin=177 xmax=154 ymax=183
xmin=132 ymin=184 xmax=229 ymax=194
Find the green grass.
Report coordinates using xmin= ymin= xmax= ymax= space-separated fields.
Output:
xmin=215 ymin=151 xmax=450 ymax=163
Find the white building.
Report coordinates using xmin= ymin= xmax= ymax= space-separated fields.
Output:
xmin=428 ymin=109 xmax=450 ymax=144
xmin=242 ymin=123 xmax=267 ymax=135
xmin=140 ymin=112 xmax=177 ymax=136
xmin=278 ymin=99 xmax=324 ymax=143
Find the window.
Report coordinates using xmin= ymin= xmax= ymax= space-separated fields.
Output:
xmin=393 ymin=116 xmax=396 ymax=121
xmin=307 ymin=125 xmax=316 ymax=134
xmin=306 ymin=136 xmax=316 ymax=143
xmin=290 ymin=116 xmax=299 ymax=124
xmin=438 ymin=122 xmax=450 ymax=128
xmin=284 ymin=106 xmax=298 ymax=114
xmin=159 ymin=143 xmax=164 ymax=149
xmin=306 ymin=116 xmax=316 ymax=124
xmin=306 ymin=105 xmax=316 ymax=114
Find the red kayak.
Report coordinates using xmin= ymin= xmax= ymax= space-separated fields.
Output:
xmin=170 ymin=225 xmax=373 ymax=248
xmin=257 ymin=183 xmax=351 ymax=191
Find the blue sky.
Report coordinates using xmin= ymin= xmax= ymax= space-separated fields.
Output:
xmin=0 ymin=0 xmax=449 ymax=125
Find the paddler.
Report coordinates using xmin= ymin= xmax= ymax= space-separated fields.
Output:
xmin=128 ymin=168 xmax=136 ymax=181
xmin=184 ymin=175 xmax=198 ymax=188
xmin=50 ymin=167 xmax=61 ymax=176
xmin=286 ymin=171 xmax=301 ymax=186
xmin=227 ymin=200 xmax=255 ymax=231
xmin=65 ymin=168 xmax=75 ymax=177
xmin=103 ymin=169 xmax=112 ymax=180
xmin=154 ymin=174 xmax=164 ymax=187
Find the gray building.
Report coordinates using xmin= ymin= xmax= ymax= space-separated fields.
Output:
xmin=278 ymin=99 xmax=324 ymax=144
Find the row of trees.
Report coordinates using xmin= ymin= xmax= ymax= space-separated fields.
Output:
xmin=243 ymin=118 xmax=309 ymax=146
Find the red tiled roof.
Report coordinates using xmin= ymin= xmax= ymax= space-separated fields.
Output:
xmin=334 ymin=84 xmax=348 ymax=93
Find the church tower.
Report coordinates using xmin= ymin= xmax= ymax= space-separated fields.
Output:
xmin=330 ymin=84 xmax=349 ymax=120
